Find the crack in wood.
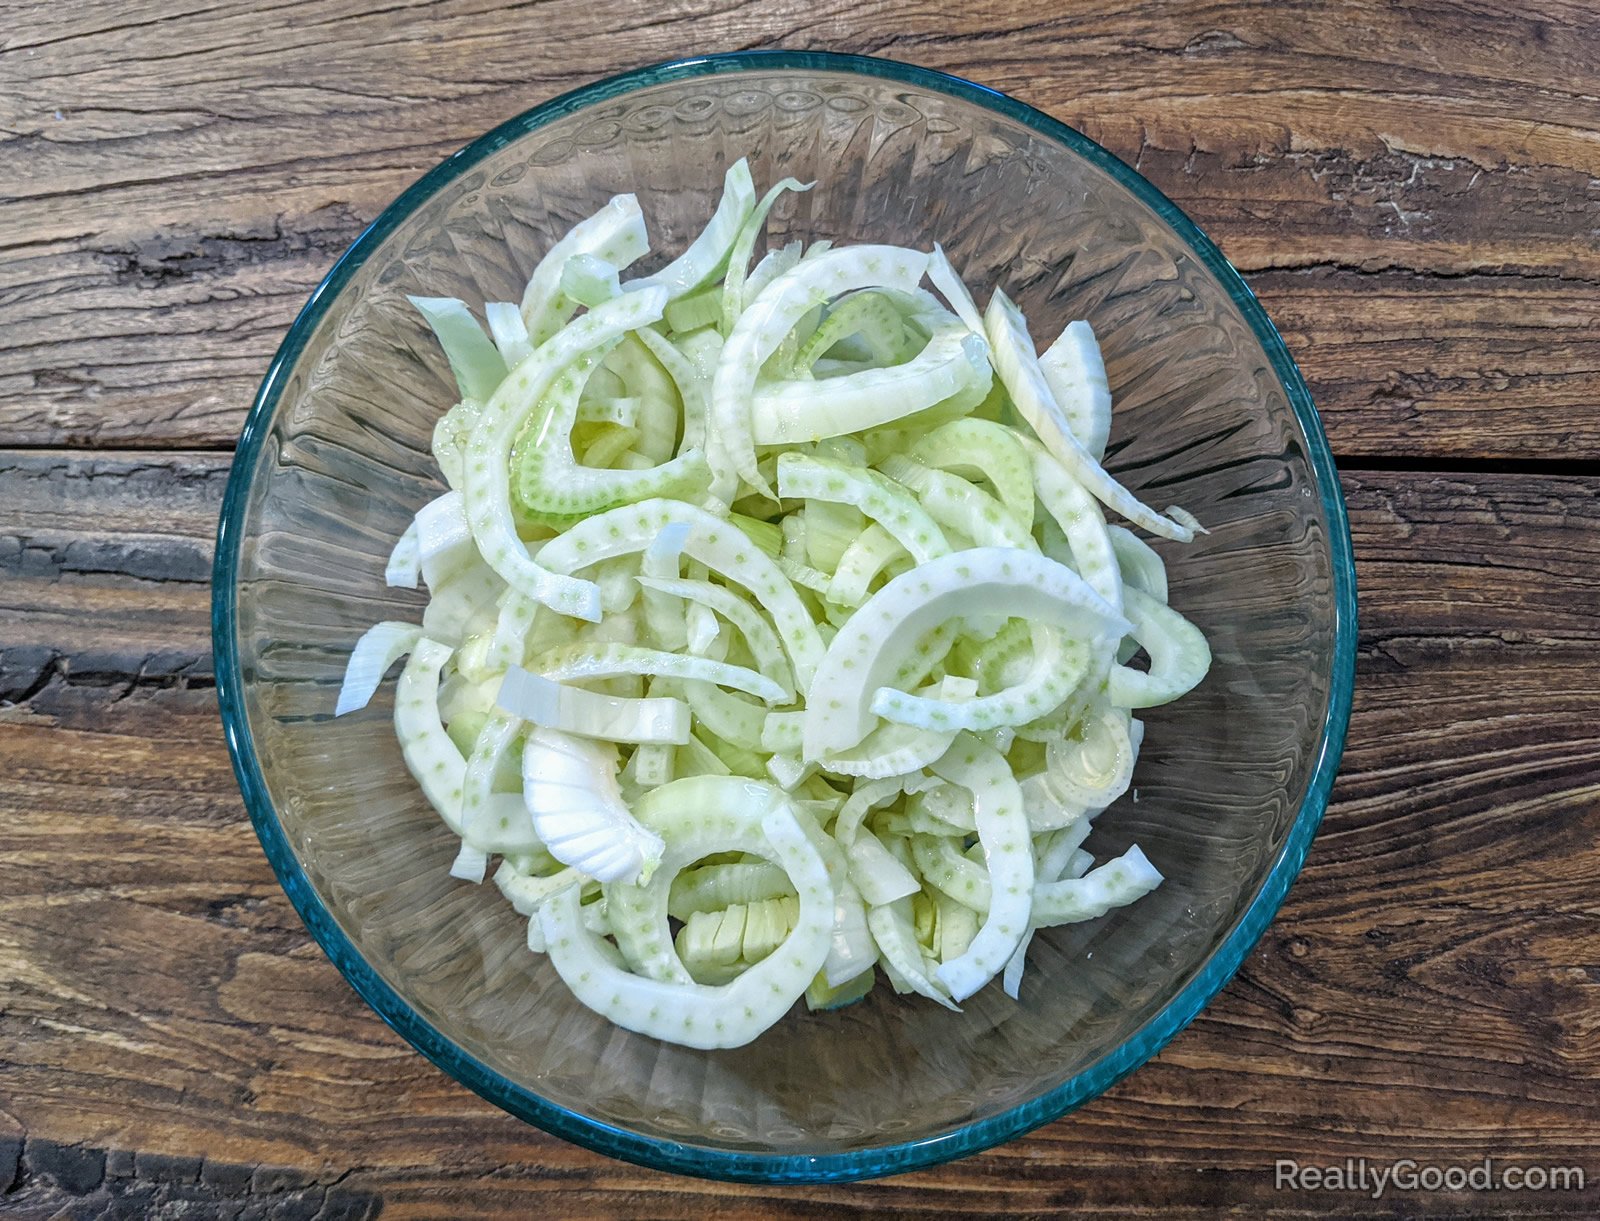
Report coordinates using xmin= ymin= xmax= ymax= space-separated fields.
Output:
xmin=2 ymin=1134 xmax=382 ymax=1220
xmin=99 ymin=203 xmax=367 ymax=288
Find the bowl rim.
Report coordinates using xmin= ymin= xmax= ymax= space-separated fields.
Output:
xmin=213 ymin=49 xmax=1357 ymax=1184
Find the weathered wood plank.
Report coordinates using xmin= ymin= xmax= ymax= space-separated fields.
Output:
xmin=1246 ymin=268 xmax=1600 ymax=463
xmin=2 ymin=1 xmax=1597 ymax=454
xmin=0 ymin=450 xmax=223 ymax=700
xmin=3 ymin=456 xmax=1597 ymax=1214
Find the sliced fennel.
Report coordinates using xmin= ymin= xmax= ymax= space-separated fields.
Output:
xmin=710 ymin=245 xmax=928 ymax=499
xmin=521 ymin=727 xmax=664 ymax=884
xmin=464 ymin=287 xmax=670 ymax=623
xmin=341 ymin=162 xmax=1214 ymax=1049
xmin=520 ymin=193 xmax=650 ymax=346
xmin=385 ymin=523 xmax=420 ymax=589
xmin=751 ymin=323 xmax=988 ymax=445
xmin=337 ymin=622 xmax=422 ymax=716
xmin=408 ymin=296 xmax=507 ymax=402
xmin=512 ymin=340 xmax=709 ymax=518
xmin=541 ymin=777 xmax=833 ymax=1048
xmin=801 ymin=548 xmax=1130 ymax=761
xmin=985 ymin=289 xmax=1197 ymax=543
xmin=496 ymin=664 xmax=689 ymax=744
xmin=627 ymin=159 xmax=756 ymax=300
xmin=1039 ymin=319 xmax=1113 ymax=461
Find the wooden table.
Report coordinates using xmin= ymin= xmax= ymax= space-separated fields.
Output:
xmin=4 ymin=2 xmax=1598 ymax=1216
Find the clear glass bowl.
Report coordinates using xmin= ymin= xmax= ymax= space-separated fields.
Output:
xmin=214 ymin=51 xmax=1356 ymax=1183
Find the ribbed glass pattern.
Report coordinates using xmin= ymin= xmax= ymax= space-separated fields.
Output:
xmin=214 ymin=52 xmax=1355 ymax=1183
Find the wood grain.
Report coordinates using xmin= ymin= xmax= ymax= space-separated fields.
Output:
xmin=3 ymin=456 xmax=1597 ymax=1215
xmin=4 ymin=0 xmax=1598 ymax=1214
xmin=3 ymin=0 xmax=1598 ymax=456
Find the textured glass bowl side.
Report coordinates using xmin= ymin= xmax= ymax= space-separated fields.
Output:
xmin=214 ymin=52 xmax=1356 ymax=1183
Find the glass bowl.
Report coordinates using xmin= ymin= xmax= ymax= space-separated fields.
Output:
xmin=214 ymin=51 xmax=1356 ymax=1183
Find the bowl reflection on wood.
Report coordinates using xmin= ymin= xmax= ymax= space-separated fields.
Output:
xmin=214 ymin=50 xmax=1355 ymax=1182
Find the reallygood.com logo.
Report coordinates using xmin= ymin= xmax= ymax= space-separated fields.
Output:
xmin=1276 ymin=1158 xmax=1586 ymax=1201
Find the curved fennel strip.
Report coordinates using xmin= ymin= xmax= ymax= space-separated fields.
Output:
xmin=385 ymin=524 xmax=420 ymax=589
xmin=520 ymin=194 xmax=650 ymax=345
xmin=1107 ymin=525 xmax=1169 ymax=603
xmin=393 ymin=638 xmax=471 ymax=835
xmin=1001 ymin=822 xmax=1092 ymax=999
xmin=337 ymin=622 xmax=421 ymax=716
xmin=607 ymin=793 xmax=773 ymax=983
xmin=684 ymin=681 xmax=771 ymax=751
xmin=459 ymin=712 xmax=543 ymax=857
xmin=876 ymin=456 xmax=1035 ymax=551
xmin=802 ymin=548 xmax=1131 ymax=762
xmin=985 ymin=288 xmax=1196 ymax=543
xmin=821 ymin=876 xmax=877 ymax=987
xmin=926 ymin=736 xmax=1034 ymax=1000
xmin=513 ymin=342 xmax=708 ymax=518
xmin=407 ymin=296 xmax=508 ymax=402
xmin=1043 ymin=703 xmax=1137 ymax=810
xmin=872 ymin=628 xmax=1090 ymax=733
xmin=420 ymin=558 xmax=503 ymax=647
xmin=431 ymin=399 xmax=480 ymax=492
xmin=464 ymin=288 xmax=669 ymax=623
xmin=636 ymin=521 xmax=691 ymax=651
xmin=959 ymin=619 xmax=1031 ymax=690
xmin=742 ymin=240 xmax=803 ymax=305
xmin=776 ymin=453 xmax=950 ymax=566
xmin=413 ymin=491 xmax=477 ymax=589
xmin=927 ymin=243 xmax=986 ymax=336
xmin=604 ymin=334 xmax=680 ymax=464
xmin=1025 ymin=438 xmax=1124 ymax=614
xmin=718 ymin=177 xmax=811 ymax=336
xmin=481 ymin=587 xmax=544 ymax=673
xmin=634 ymin=575 xmax=794 ymax=696
xmin=846 ymin=829 xmax=921 ymax=905
xmin=393 ymin=639 xmax=537 ymax=853
xmin=911 ymin=834 xmax=991 ymax=909
xmin=626 ymin=159 xmax=755 ymax=299
xmin=797 ymin=500 xmax=864 ymax=572
xmin=818 ymin=720 xmax=959 ymax=780
xmin=681 ymin=581 xmax=721 ymax=657
xmin=750 ymin=324 xmax=987 ymax=444
xmin=1031 ymin=845 xmax=1163 ymax=926
xmin=1107 ymin=586 xmax=1212 ymax=709
xmin=534 ymin=498 xmax=825 ymax=689
xmin=1020 ymin=771 xmax=1088 ymax=832
xmin=559 ymin=253 xmax=622 ymax=307
xmin=791 ymin=290 xmax=905 ymax=368
xmin=496 ymin=664 xmax=689 ymax=744
xmin=495 ymin=860 xmax=584 ymax=917
xmin=710 ymin=245 xmax=929 ymax=499
xmin=521 ymin=727 xmax=663 ymax=884
xmin=1039 ymin=319 xmax=1113 ymax=460
xmin=833 ymin=776 xmax=910 ymax=846
xmin=827 ymin=524 xmax=909 ymax=608
xmin=540 ymin=778 xmax=834 ymax=1049
xmin=776 ymin=554 xmax=832 ymax=598
xmin=529 ymin=642 xmax=786 ymax=704
xmin=908 ymin=418 xmax=1035 ymax=528
xmin=633 ymin=326 xmax=710 ymax=455
xmin=866 ymin=898 xmax=958 ymax=1009
xmin=485 ymin=300 xmax=533 ymax=367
